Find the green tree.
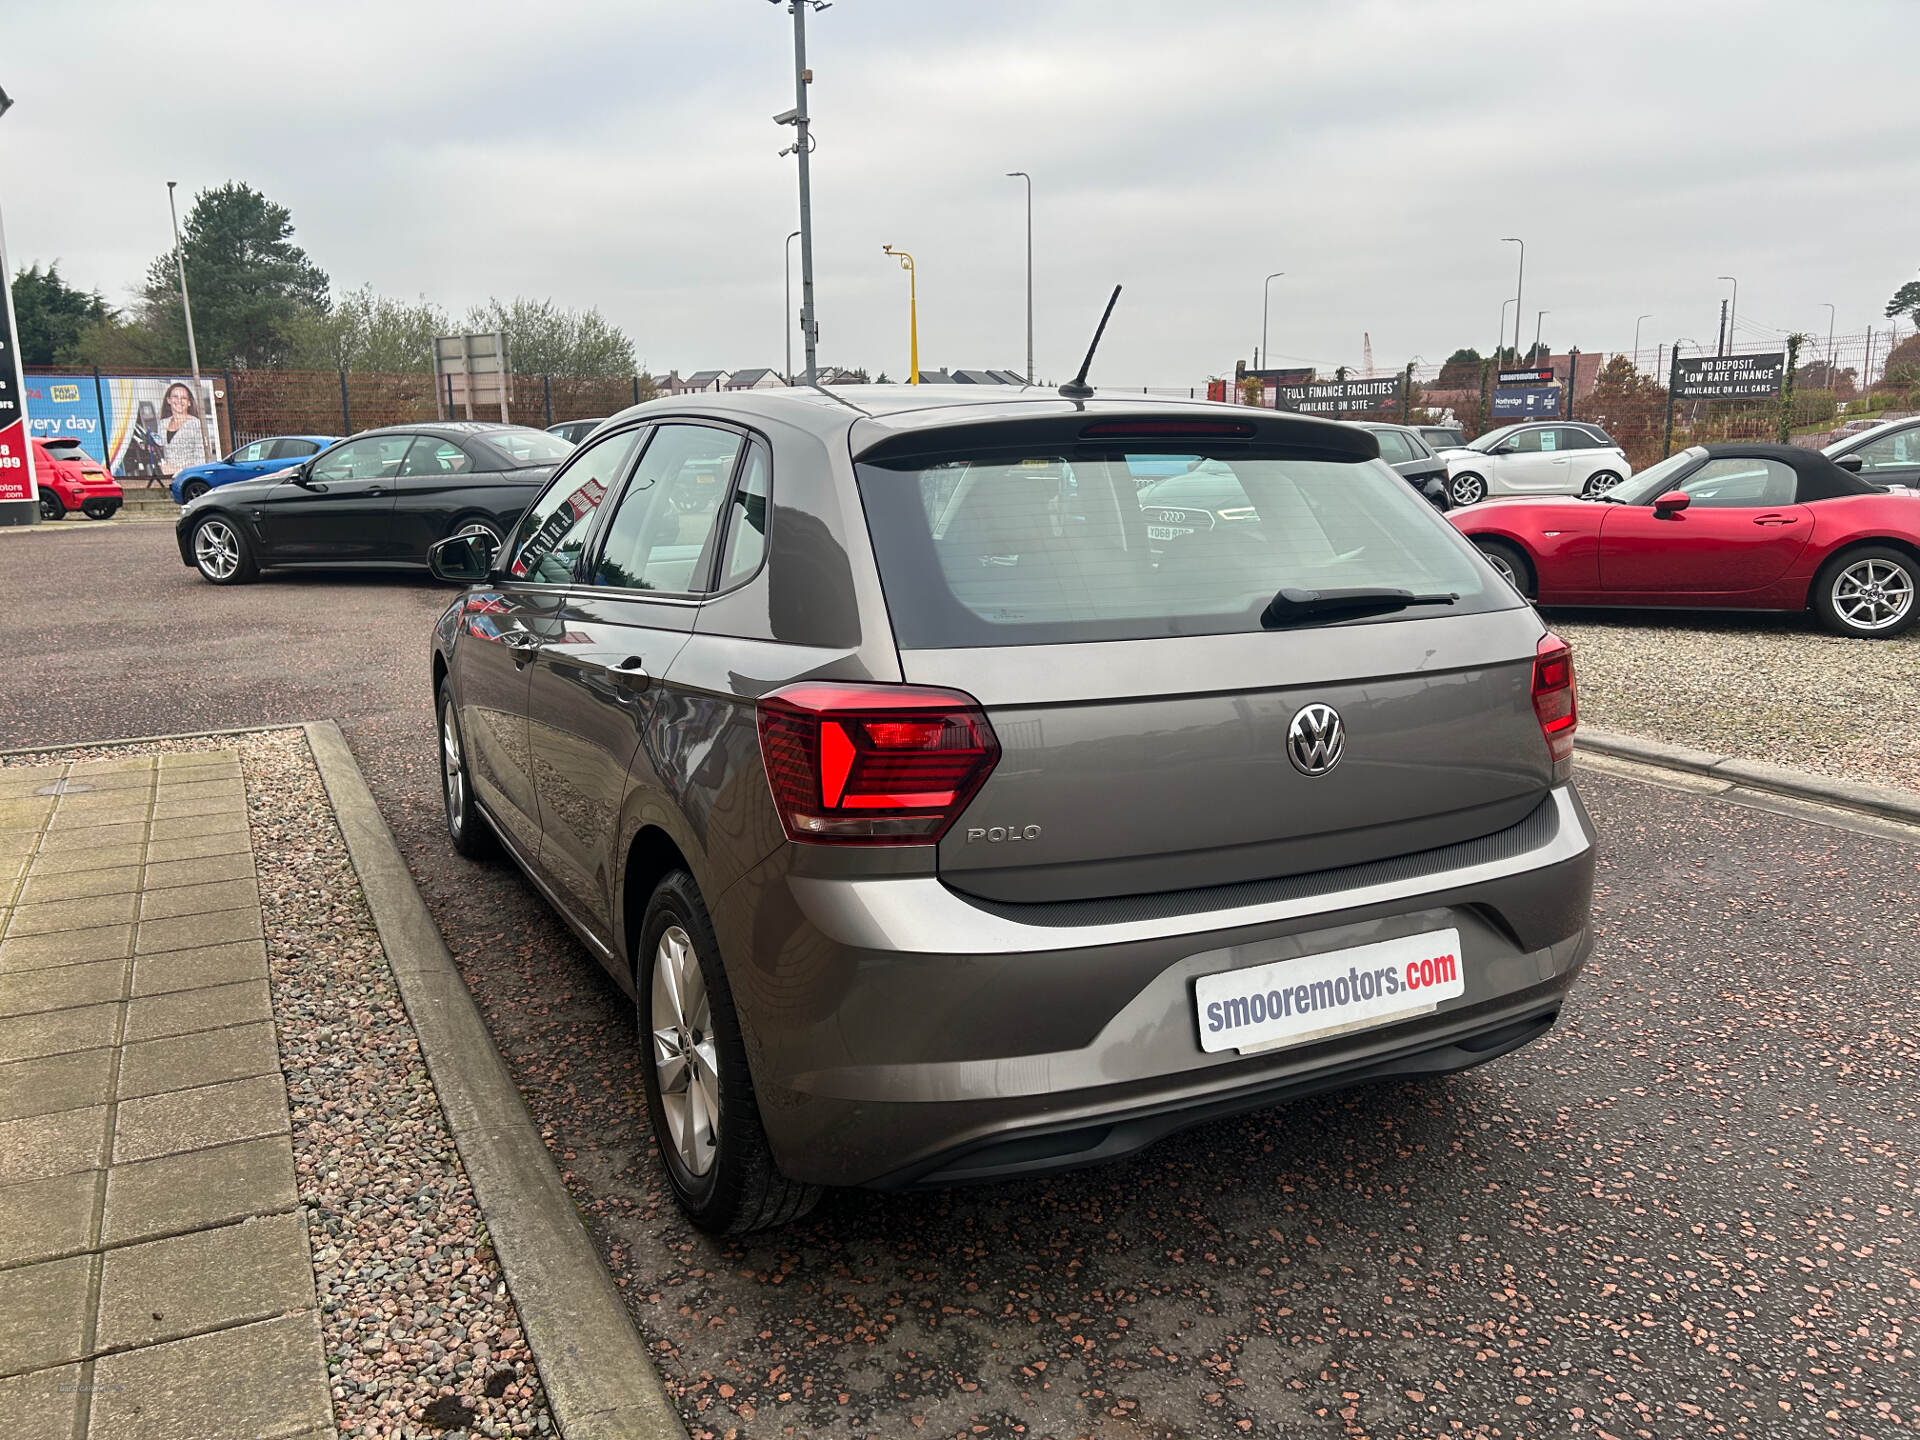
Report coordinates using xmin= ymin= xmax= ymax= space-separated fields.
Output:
xmin=1438 ymin=348 xmax=1483 ymax=388
xmin=11 ymin=263 xmax=109 ymax=366
xmin=141 ymin=182 xmax=330 ymax=368
xmin=1590 ymin=352 xmax=1664 ymax=404
xmin=460 ymin=296 xmax=635 ymax=376
xmin=1880 ymin=333 xmax=1920 ymax=393
xmin=285 ymin=284 xmax=446 ymax=372
xmin=1884 ymin=278 xmax=1920 ymax=324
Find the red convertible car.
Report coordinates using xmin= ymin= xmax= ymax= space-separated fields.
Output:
xmin=1449 ymin=442 xmax=1918 ymax=638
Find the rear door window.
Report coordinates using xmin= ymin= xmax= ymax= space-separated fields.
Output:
xmin=591 ymin=424 xmax=744 ymax=593
xmin=855 ymin=443 xmax=1504 ymax=648
xmin=1372 ymin=430 xmax=1416 ymax=463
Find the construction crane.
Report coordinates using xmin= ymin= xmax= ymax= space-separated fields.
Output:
xmin=1362 ymin=332 xmax=1374 ymax=378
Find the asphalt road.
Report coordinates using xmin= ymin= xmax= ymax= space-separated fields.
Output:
xmin=5 ymin=520 xmax=1918 ymax=1440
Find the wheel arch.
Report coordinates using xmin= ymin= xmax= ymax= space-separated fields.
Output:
xmin=1468 ymin=531 xmax=1539 ymax=594
xmin=1805 ymin=535 xmax=1920 ymax=609
xmin=621 ymin=825 xmax=695 ymax=980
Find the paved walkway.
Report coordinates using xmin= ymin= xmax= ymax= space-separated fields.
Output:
xmin=0 ymin=750 xmax=334 ymax=1440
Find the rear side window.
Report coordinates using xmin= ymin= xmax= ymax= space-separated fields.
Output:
xmin=856 ymin=444 xmax=1503 ymax=648
xmin=719 ymin=439 xmax=771 ymax=586
xmin=274 ymin=439 xmax=319 ymax=459
xmin=592 ymin=424 xmax=743 ymax=593
xmin=1372 ymin=430 xmax=1416 ymax=463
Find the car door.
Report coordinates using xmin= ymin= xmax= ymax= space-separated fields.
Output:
xmin=1492 ymin=427 xmax=1573 ymax=494
xmin=453 ymin=427 xmax=637 ymax=859
xmin=523 ymin=421 xmax=746 ymax=948
xmin=1598 ymin=456 xmax=1812 ymax=593
xmin=1839 ymin=423 xmax=1920 ymax=487
xmin=220 ymin=439 xmax=275 ymax=483
xmin=257 ymin=432 xmax=410 ymax=559
xmin=390 ymin=436 xmax=487 ymax=558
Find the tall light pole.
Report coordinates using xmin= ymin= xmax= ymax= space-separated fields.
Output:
xmin=1502 ymin=237 xmax=1525 ymax=359
xmin=882 ymin=245 xmax=918 ymax=384
xmin=1822 ymin=302 xmax=1836 ymax=376
xmin=1633 ymin=314 xmax=1652 ymax=374
xmin=1005 ymin=172 xmax=1032 ymax=384
xmin=773 ymin=1 xmax=825 ymax=385
xmin=1260 ymin=271 xmax=1284 ymax=375
xmin=0 ymin=82 xmax=41 ymax=527
xmin=1498 ymin=298 xmax=1515 ymax=367
xmin=166 ymin=181 xmax=212 ymax=461
xmin=1717 ymin=275 xmax=1738 ymax=351
xmin=1533 ymin=309 xmax=1549 ymax=365
xmin=784 ymin=230 xmax=800 ymax=383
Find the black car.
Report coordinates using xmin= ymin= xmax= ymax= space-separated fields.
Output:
xmin=175 ymin=422 xmax=573 ymax=585
xmin=546 ymin=417 xmax=608 ymax=446
xmin=1356 ymin=421 xmax=1452 ymax=509
xmin=1417 ymin=424 xmax=1466 ymax=451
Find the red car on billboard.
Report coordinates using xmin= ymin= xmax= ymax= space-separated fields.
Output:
xmin=1449 ymin=442 xmax=1919 ymax=639
xmin=33 ymin=438 xmax=124 ymax=520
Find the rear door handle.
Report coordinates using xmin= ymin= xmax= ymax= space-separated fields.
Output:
xmin=597 ymin=656 xmax=650 ymax=692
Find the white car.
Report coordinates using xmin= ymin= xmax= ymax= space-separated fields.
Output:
xmin=1441 ymin=421 xmax=1632 ymax=505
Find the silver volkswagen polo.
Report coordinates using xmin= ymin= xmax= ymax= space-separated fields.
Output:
xmin=427 ymin=386 xmax=1596 ymax=1232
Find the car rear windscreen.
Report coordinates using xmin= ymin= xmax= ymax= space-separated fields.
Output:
xmin=855 ymin=444 xmax=1509 ymax=648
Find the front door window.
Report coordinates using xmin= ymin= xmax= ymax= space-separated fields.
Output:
xmin=504 ymin=428 xmax=644 ymax=584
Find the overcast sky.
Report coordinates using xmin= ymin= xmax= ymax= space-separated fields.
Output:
xmin=4 ymin=0 xmax=1916 ymax=386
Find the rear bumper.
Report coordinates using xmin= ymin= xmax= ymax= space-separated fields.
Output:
xmin=714 ymin=785 xmax=1598 ymax=1188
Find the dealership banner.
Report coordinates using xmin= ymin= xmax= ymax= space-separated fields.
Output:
xmin=23 ymin=374 xmax=221 ymax=480
xmin=1274 ymin=377 xmax=1401 ymax=415
xmin=1673 ymin=352 xmax=1785 ymax=401
xmin=1492 ymin=386 xmax=1562 ymax=417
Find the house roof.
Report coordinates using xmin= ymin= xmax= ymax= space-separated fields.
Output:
xmin=727 ymin=367 xmax=778 ymax=386
xmin=682 ymin=370 xmax=727 ymax=385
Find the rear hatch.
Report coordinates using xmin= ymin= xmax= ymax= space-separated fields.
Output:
xmin=851 ymin=409 xmax=1555 ymax=905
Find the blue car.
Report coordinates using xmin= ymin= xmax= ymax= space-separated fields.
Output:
xmin=170 ymin=435 xmax=340 ymax=504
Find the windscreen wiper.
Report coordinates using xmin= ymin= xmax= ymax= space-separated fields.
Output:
xmin=1260 ymin=587 xmax=1457 ymax=629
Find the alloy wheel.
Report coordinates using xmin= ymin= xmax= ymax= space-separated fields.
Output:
xmin=1832 ymin=558 xmax=1915 ymax=632
xmin=1450 ymin=474 xmax=1487 ymax=506
xmin=452 ymin=521 xmax=502 ymax=548
xmin=1583 ymin=471 xmax=1622 ymax=498
xmin=651 ymin=924 xmax=720 ymax=1177
xmin=194 ymin=519 xmax=241 ymax=581
xmin=440 ymin=708 xmax=465 ymax=837
xmin=39 ymin=493 xmax=61 ymax=520
xmin=1485 ymin=549 xmax=1518 ymax=585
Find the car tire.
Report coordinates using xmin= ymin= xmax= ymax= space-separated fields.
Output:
xmin=39 ymin=491 xmax=64 ymax=521
xmin=436 ymin=678 xmax=496 ymax=859
xmin=181 ymin=480 xmax=211 ymax=502
xmin=1581 ymin=470 xmax=1623 ymax=498
xmin=190 ymin=514 xmax=258 ymax=585
xmin=1813 ymin=545 xmax=1917 ymax=638
xmin=1449 ymin=472 xmax=1488 ymax=506
xmin=1475 ymin=538 xmax=1535 ymax=598
xmin=449 ymin=517 xmax=504 ymax=551
xmin=637 ymin=869 xmax=822 ymax=1234
xmin=81 ymin=500 xmax=118 ymax=520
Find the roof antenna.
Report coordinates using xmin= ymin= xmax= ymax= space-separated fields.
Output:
xmin=1058 ymin=285 xmax=1121 ymax=400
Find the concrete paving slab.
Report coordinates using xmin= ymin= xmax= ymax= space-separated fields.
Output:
xmin=134 ymin=907 xmax=262 ymax=956
xmin=145 ymin=814 xmax=246 ymax=844
xmin=0 ymin=1003 xmax=123 ymax=1063
xmin=140 ymin=851 xmax=252 ymax=891
xmin=0 ymin=1254 xmax=92 ymax=1377
xmin=18 ymin=866 xmax=144 ymax=906
xmin=6 ymin=892 xmax=140 ymax=938
xmin=0 ymin=831 xmax=36 ymax=861
xmin=96 ymin=1212 xmax=315 ymax=1352
xmin=137 ymin=877 xmax=259 ymax=922
xmin=0 ymin=1362 xmax=85 ymax=1440
xmin=69 ymin=756 xmax=155 ymax=775
xmin=112 ymin=1074 xmax=288 ymax=1164
xmin=0 ymin=960 xmax=131 ymax=1019
xmin=124 ymin=979 xmax=271 ymax=1043
xmin=0 ymin=765 xmax=65 ymax=797
xmin=0 ymin=1105 xmax=109 ymax=1185
xmin=155 ymin=751 xmax=235 ymax=770
xmin=88 ymin=1310 xmax=333 ymax=1440
xmin=117 ymin=1020 xmax=279 ymax=1100
xmin=48 ymin=795 xmax=151 ymax=825
xmin=142 ymin=832 xmax=251 ymax=865
xmin=0 ymin=1048 xmax=115 ymax=1121
xmin=36 ymin=823 xmax=148 ymax=854
xmin=26 ymin=844 xmax=143 ymax=877
xmin=0 ymin=924 xmax=134 ymax=975
xmin=102 ymin=1136 xmax=297 ymax=1248
xmin=0 ymin=797 xmax=53 ymax=831
xmin=48 ymin=769 xmax=154 ymax=795
xmin=131 ymin=940 xmax=268 ymax=997
xmin=149 ymin=795 xmax=247 ymax=824
xmin=0 ymin=1170 xmax=99 ymax=1268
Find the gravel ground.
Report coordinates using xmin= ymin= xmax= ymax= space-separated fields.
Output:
xmin=1554 ymin=608 xmax=1920 ymax=794
xmin=4 ymin=526 xmax=1919 ymax=1438
xmin=2 ymin=727 xmax=554 ymax=1439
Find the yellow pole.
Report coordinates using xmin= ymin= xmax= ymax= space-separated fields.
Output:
xmin=883 ymin=245 xmax=919 ymax=384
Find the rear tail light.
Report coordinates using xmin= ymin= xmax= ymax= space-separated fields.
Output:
xmin=1531 ymin=633 xmax=1577 ymax=765
xmin=756 ymin=683 xmax=1000 ymax=845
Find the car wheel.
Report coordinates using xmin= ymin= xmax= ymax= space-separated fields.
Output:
xmin=191 ymin=514 xmax=258 ymax=585
xmin=1581 ymin=470 xmax=1623 ymax=498
xmin=38 ymin=491 xmax=65 ymax=521
xmin=638 ymin=869 xmax=822 ymax=1234
xmin=436 ymin=678 xmax=496 ymax=859
xmin=1814 ymin=546 xmax=1917 ymax=638
xmin=181 ymin=480 xmax=210 ymax=502
xmin=1449 ymin=472 xmax=1488 ymax=506
xmin=81 ymin=500 xmax=118 ymax=520
xmin=449 ymin=518 xmax=503 ymax=550
xmin=1475 ymin=538 xmax=1535 ymax=598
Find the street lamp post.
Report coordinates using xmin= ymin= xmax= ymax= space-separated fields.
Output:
xmin=1533 ymin=310 xmax=1549 ymax=365
xmin=1717 ymin=275 xmax=1738 ymax=350
xmin=0 ymin=82 xmax=42 ymax=527
xmin=1260 ymin=271 xmax=1283 ymax=377
xmin=1633 ymin=314 xmax=1652 ymax=375
xmin=882 ymin=245 xmax=918 ymax=384
xmin=773 ymin=1 xmax=825 ymax=385
xmin=1823 ymin=302 xmax=1836 ymax=375
xmin=1502 ymin=237 xmax=1525 ymax=359
xmin=784 ymin=230 xmax=800 ymax=384
xmin=1498 ymin=298 xmax=1515 ymax=367
xmin=166 ymin=181 xmax=212 ymax=461
xmin=1005 ymin=172 xmax=1032 ymax=384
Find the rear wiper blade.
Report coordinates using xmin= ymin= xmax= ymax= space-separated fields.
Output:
xmin=1260 ymin=587 xmax=1457 ymax=629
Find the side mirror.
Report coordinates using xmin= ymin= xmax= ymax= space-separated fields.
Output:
xmin=429 ymin=531 xmax=497 ymax=583
xmin=1652 ymin=490 xmax=1692 ymax=518
xmin=1834 ymin=453 xmax=1864 ymax=473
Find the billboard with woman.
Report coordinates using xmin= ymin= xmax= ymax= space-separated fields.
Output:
xmin=21 ymin=373 xmax=222 ymax=479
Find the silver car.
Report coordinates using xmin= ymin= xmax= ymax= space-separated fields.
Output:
xmin=427 ymin=387 xmax=1597 ymax=1232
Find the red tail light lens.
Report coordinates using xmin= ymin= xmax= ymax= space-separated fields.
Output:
xmin=756 ymin=683 xmax=1000 ymax=845
xmin=1532 ymin=633 xmax=1577 ymax=765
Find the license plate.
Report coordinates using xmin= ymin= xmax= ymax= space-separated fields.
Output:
xmin=1147 ymin=524 xmax=1192 ymax=541
xmin=1194 ymin=928 xmax=1463 ymax=1055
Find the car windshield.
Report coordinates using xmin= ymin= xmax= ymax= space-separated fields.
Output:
xmin=476 ymin=430 xmax=574 ymax=467
xmin=1465 ymin=424 xmax=1522 ymax=454
xmin=1604 ymin=449 xmax=1706 ymax=505
xmin=854 ymin=443 xmax=1507 ymax=647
